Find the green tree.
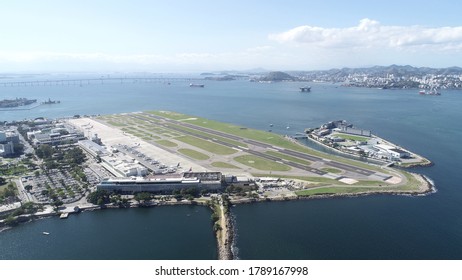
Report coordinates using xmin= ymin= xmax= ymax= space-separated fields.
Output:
xmin=64 ymin=147 xmax=86 ymax=165
xmin=211 ymin=212 xmax=219 ymax=223
xmin=2 ymin=183 xmax=17 ymax=198
xmin=52 ymin=199 xmax=63 ymax=208
xmin=24 ymin=184 xmax=33 ymax=192
xmin=36 ymin=144 xmax=54 ymax=159
xmin=134 ymin=192 xmax=152 ymax=205
xmin=21 ymin=202 xmax=43 ymax=214
xmin=4 ymin=215 xmax=18 ymax=226
xmin=87 ymin=190 xmax=110 ymax=205
xmin=213 ymin=222 xmax=222 ymax=232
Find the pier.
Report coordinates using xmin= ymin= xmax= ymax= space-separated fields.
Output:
xmin=292 ymin=133 xmax=308 ymax=139
xmin=59 ymin=213 xmax=69 ymax=219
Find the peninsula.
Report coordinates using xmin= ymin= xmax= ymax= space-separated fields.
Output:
xmin=0 ymin=111 xmax=434 ymax=259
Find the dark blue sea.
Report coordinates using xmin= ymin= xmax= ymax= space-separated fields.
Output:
xmin=1 ymin=74 xmax=461 ymax=259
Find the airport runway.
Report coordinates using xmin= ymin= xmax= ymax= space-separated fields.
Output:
xmin=137 ymin=113 xmax=376 ymax=177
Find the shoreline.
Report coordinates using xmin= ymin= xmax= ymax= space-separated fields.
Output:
xmin=212 ymin=200 xmax=234 ymax=260
xmin=0 ymin=174 xmax=434 ymax=259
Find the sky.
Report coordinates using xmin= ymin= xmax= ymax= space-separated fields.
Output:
xmin=1 ymin=0 xmax=462 ymax=72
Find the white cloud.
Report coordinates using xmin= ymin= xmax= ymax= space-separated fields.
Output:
xmin=269 ymin=18 xmax=462 ymax=50
xmin=245 ymin=46 xmax=274 ymax=53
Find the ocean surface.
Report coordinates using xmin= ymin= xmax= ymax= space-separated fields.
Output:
xmin=1 ymin=74 xmax=461 ymax=259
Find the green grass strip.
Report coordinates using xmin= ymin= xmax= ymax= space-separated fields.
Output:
xmin=234 ymin=155 xmax=291 ymax=171
xmin=107 ymin=121 xmax=126 ymax=127
xmin=178 ymin=149 xmax=210 ymax=160
xmin=296 ymin=187 xmax=379 ymax=196
xmin=251 ymin=173 xmax=343 ymax=184
xmin=266 ymin=151 xmax=311 ymax=166
xmin=155 ymin=140 xmax=178 ymax=147
xmin=211 ymin=162 xmax=241 ymax=169
xmin=175 ymin=135 xmax=237 ymax=155
xmin=331 ymin=133 xmax=370 ymax=142
xmin=321 ymin=167 xmax=342 ymax=174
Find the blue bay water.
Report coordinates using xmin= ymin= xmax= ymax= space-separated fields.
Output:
xmin=0 ymin=205 xmax=216 ymax=260
xmin=1 ymin=76 xmax=461 ymax=259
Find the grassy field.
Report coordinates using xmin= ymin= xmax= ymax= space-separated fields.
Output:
xmin=175 ymin=135 xmax=237 ymax=155
xmin=395 ymin=172 xmax=423 ymax=191
xmin=352 ymin=180 xmax=389 ymax=186
xmin=321 ymin=167 xmax=342 ymax=174
xmin=158 ymin=122 xmax=248 ymax=148
xmin=211 ymin=162 xmax=241 ymax=169
xmin=252 ymin=173 xmax=344 ymax=184
xmin=294 ymin=172 xmax=424 ymax=196
xmin=150 ymin=111 xmax=192 ymax=120
xmin=155 ymin=140 xmax=178 ymax=147
xmin=0 ymin=165 xmax=28 ymax=176
xmin=332 ymin=133 xmax=370 ymax=142
xmin=266 ymin=151 xmax=311 ymax=166
xmin=178 ymin=149 xmax=210 ymax=160
xmin=296 ymin=187 xmax=380 ymax=196
xmin=234 ymin=155 xmax=291 ymax=171
xmin=106 ymin=121 xmax=126 ymax=127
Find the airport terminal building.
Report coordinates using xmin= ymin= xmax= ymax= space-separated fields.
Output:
xmin=97 ymin=172 xmax=224 ymax=193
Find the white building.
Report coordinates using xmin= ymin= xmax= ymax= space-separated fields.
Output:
xmin=374 ymin=144 xmax=410 ymax=159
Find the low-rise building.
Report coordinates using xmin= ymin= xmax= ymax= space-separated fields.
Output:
xmin=0 ymin=131 xmax=16 ymax=156
xmin=78 ymin=140 xmax=108 ymax=157
xmin=374 ymin=144 xmax=410 ymax=159
xmin=97 ymin=172 xmax=223 ymax=193
xmin=100 ymin=156 xmax=148 ymax=177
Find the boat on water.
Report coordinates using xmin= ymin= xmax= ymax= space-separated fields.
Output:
xmin=42 ymin=98 xmax=61 ymax=105
xmin=42 ymin=231 xmax=50 ymax=235
xmin=419 ymin=88 xmax=441 ymax=96
xmin=300 ymin=86 xmax=311 ymax=92
xmin=189 ymin=83 xmax=204 ymax=88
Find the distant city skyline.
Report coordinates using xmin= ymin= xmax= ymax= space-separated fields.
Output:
xmin=2 ymin=0 xmax=462 ymax=72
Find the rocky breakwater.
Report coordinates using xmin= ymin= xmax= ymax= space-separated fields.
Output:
xmin=208 ymin=195 xmax=234 ymax=260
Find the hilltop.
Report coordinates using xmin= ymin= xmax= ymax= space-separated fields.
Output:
xmin=289 ymin=65 xmax=462 ymax=89
xmin=258 ymin=71 xmax=298 ymax=82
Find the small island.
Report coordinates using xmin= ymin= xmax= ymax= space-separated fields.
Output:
xmin=257 ymin=71 xmax=299 ymax=82
xmin=0 ymin=98 xmax=37 ymax=108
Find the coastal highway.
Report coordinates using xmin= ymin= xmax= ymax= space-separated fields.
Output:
xmin=136 ymin=113 xmax=376 ymax=177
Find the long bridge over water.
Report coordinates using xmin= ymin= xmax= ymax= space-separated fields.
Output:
xmin=0 ymin=77 xmax=206 ymax=87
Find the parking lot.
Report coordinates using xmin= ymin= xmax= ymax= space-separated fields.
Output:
xmin=23 ymin=168 xmax=98 ymax=204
